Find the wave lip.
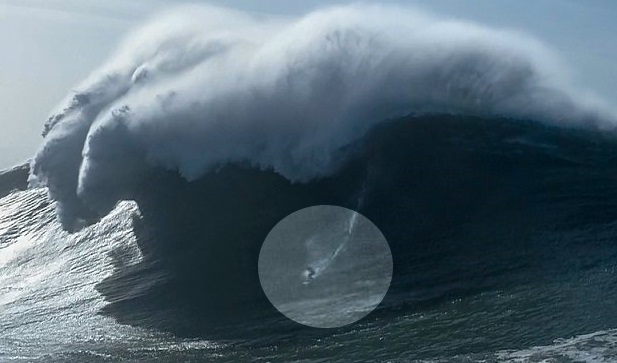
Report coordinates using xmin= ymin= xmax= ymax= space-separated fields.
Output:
xmin=0 ymin=163 xmax=30 ymax=200
xmin=30 ymin=4 xmax=617 ymax=230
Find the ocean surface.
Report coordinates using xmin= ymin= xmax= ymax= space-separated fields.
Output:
xmin=2 ymin=115 xmax=617 ymax=362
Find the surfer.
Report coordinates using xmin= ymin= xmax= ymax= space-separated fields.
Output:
xmin=303 ymin=266 xmax=316 ymax=284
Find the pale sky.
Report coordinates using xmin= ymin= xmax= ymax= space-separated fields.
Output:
xmin=0 ymin=0 xmax=615 ymax=169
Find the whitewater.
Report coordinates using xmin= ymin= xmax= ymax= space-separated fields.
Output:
xmin=31 ymin=4 xmax=615 ymax=231
xmin=1 ymin=3 xmax=617 ymax=362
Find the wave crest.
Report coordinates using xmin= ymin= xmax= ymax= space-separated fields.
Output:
xmin=30 ymin=4 xmax=616 ymax=230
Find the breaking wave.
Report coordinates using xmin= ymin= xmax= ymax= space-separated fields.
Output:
xmin=30 ymin=4 xmax=616 ymax=231
xmin=3 ymin=3 xmax=617 ymax=361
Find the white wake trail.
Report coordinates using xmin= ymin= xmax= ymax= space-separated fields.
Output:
xmin=303 ymin=184 xmax=367 ymax=284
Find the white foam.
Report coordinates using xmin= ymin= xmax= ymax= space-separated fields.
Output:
xmin=31 ymin=4 xmax=617 ymax=229
xmin=497 ymin=329 xmax=617 ymax=362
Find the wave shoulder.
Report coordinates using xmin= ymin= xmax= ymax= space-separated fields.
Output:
xmin=0 ymin=162 xmax=30 ymax=199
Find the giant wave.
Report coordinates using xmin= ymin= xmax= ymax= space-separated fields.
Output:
xmin=8 ymin=5 xmax=617 ymax=359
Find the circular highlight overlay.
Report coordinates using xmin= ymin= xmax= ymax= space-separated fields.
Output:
xmin=258 ymin=205 xmax=393 ymax=328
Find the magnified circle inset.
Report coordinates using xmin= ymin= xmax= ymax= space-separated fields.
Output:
xmin=258 ymin=205 xmax=393 ymax=328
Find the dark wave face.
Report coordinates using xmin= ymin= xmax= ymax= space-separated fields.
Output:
xmin=93 ymin=114 xmax=617 ymax=358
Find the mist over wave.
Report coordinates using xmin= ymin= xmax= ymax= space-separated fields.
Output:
xmin=30 ymin=4 xmax=616 ymax=230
